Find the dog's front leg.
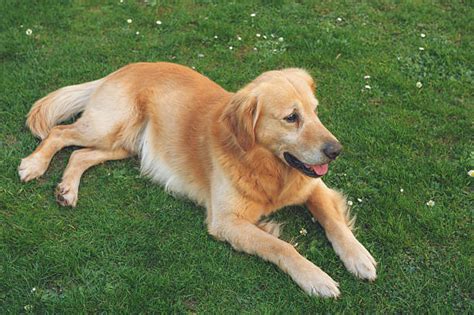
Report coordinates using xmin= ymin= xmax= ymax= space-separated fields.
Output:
xmin=208 ymin=207 xmax=340 ymax=298
xmin=306 ymin=180 xmax=377 ymax=281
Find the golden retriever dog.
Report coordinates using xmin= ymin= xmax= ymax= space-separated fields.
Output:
xmin=19 ymin=62 xmax=376 ymax=297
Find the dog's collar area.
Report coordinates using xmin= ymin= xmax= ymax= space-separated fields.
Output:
xmin=283 ymin=152 xmax=323 ymax=178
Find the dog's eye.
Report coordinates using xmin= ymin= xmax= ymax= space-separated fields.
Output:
xmin=284 ymin=112 xmax=299 ymax=123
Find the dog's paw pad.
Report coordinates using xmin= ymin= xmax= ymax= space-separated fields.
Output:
xmin=55 ymin=183 xmax=78 ymax=207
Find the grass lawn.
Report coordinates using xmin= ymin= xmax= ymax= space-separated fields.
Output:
xmin=1 ymin=0 xmax=472 ymax=313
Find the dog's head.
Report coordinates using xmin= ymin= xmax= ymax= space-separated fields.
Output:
xmin=222 ymin=68 xmax=341 ymax=178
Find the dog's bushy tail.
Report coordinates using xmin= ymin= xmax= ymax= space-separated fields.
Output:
xmin=26 ymin=79 xmax=103 ymax=139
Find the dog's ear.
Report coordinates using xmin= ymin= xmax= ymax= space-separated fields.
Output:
xmin=222 ymin=88 xmax=260 ymax=151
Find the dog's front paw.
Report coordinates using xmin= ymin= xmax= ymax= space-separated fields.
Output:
xmin=55 ymin=182 xmax=78 ymax=207
xmin=292 ymin=261 xmax=340 ymax=298
xmin=18 ymin=156 xmax=48 ymax=182
xmin=340 ymin=239 xmax=377 ymax=281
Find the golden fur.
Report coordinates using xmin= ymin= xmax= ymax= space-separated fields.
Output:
xmin=19 ymin=62 xmax=376 ymax=297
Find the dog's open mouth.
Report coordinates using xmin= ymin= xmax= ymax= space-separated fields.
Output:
xmin=283 ymin=152 xmax=329 ymax=178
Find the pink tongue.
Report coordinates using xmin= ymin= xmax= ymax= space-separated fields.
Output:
xmin=312 ymin=164 xmax=329 ymax=176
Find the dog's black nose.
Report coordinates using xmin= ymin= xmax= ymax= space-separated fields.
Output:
xmin=323 ymin=142 xmax=342 ymax=160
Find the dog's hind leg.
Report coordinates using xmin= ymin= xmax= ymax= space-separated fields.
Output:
xmin=55 ymin=148 xmax=131 ymax=207
xmin=18 ymin=123 xmax=88 ymax=182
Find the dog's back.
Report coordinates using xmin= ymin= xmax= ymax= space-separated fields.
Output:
xmin=21 ymin=62 xmax=231 ymax=206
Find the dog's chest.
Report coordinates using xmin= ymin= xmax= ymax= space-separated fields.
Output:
xmin=249 ymin=172 xmax=317 ymax=216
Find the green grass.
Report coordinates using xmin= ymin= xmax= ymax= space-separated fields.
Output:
xmin=1 ymin=0 xmax=472 ymax=313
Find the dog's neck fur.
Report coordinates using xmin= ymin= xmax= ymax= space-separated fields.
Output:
xmin=212 ymin=115 xmax=313 ymax=215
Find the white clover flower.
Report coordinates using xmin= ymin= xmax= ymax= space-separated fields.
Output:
xmin=337 ymin=17 xmax=342 ymax=22
xmin=156 ymin=20 xmax=162 ymax=25
xmin=256 ymin=33 xmax=261 ymax=37
xmin=213 ymin=35 xmax=218 ymax=39
xmin=263 ymin=35 xmax=267 ymax=39
xmin=347 ymin=200 xmax=353 ymax=206
xmin=468 ymin=170 xmax=474 ymax=177
xmin=416 ymin=81 xmax=423 ymax=88
xmin=237 ymin=35 xmax=242 ymax=40
xmin=278 ymin=37 xmax=284 ymax=42
xmin=420 ymin=33 xmax=426 ymax=38
xmin=26 ymin=29 xmax=32 ymax=36
xmin=419 ymin=47 xmax=425 ymax=51
xmin=120 ymin=0 xmax=123 ymax=3
xmin=127 ymin=19 xmax=132 ymax=24
xmin=229 ymin=46 xmax=233 ymax=50
xmin=357 ymin=198 xmax=363 ymax=203
xmin=400 ymin=188 xmax=404 ymax=193
xmin=364 ymin=85 xmax=371 ymax=89
xmin=250 ymin=13 xmax=256 ymax=17
xmin=299 ymin=228 xmax=308 ymax=236
xmin=426 ymin=200 xmax=435 ymax=207
xmin=31 ymin=287 xmax=36 ymax=293
xmin=364 ymin=75 xmax=371 ymax=80
xmin=135 ymin=31 xmax=140 ymax=35
xmin=20 ymin=24 xmax=24 ymax=28
xmin=253 ymin=47 xmax=257 ymax=51
xmin=198 ymin=53 xmax=204 ymax=58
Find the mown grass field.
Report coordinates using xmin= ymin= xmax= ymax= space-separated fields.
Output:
xmin=1 ymin=0 xmax=472 ymax=313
